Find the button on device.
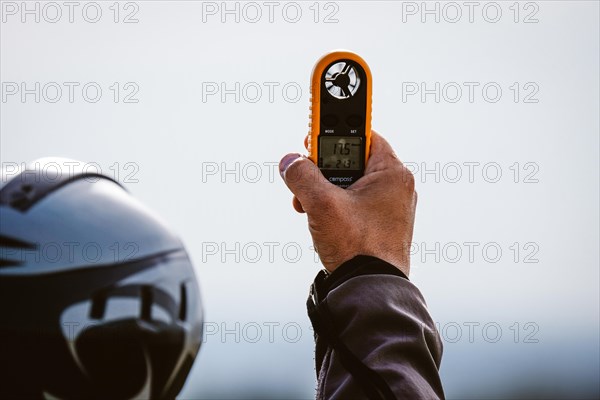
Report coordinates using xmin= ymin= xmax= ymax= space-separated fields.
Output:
xmin=346 ymin=114 xmax=363 ymax=127
xmin=321 ymin=114 xmax=339 ymax=127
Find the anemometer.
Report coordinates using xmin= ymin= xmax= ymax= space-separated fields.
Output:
xmin=308 ymin=51 xmax=372 ymax=188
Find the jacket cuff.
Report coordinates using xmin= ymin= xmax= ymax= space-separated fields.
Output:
xmin=310 ymin=255 xmax=408 ymax=305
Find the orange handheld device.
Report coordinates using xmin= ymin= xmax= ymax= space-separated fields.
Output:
xmin=308 ymin=51 xmax=372 ymax=188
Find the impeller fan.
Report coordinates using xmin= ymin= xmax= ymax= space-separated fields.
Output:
xmin=324 ymin=61 xmax=361 ymax=99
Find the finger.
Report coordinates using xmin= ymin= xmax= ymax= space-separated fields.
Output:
xmin=370 ymin=130 xmax=396 ymax=157
xmin=292 ymin=196 xmax=305 ymax=213
xmin=365 ymin=130 xmax=403 ymax=173
xmin=279 ymin=153 xmax=340 ymax=212
xmin=304 ymin=134 xmax=309 ymax=150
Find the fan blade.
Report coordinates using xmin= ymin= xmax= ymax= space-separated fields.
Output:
xmin=341 ymin=85 xmax=351 ymax=97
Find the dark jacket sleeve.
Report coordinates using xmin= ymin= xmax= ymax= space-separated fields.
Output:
xmin=307 ymin=255 xmax=444 ymax=400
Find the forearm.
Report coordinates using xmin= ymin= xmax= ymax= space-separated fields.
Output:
xmin=307 ymin=256 xmax=445 ymax=400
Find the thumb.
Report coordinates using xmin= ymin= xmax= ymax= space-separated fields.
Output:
xmin=279 ymin=153 xmax=334 ymax=211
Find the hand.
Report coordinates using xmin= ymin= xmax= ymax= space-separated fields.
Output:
xmin=279 ymin=131 xmax=417 ymax=276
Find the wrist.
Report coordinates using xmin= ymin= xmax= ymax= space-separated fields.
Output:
xmin=365 ymin=252 xmax=410 ymax=278
xmin=311 ymin=255 xmax=409 ymax=305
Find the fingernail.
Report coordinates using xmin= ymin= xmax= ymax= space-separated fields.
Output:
xmin=279 ymin=153 xmax=302 ymax=179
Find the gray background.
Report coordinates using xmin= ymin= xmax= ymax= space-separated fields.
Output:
xmin=1 ymin=1 xmax=599 ymax=398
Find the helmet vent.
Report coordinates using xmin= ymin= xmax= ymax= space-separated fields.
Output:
xmin=141 ymin=286 xmax=153 ymax=321
xmin=90 ymin=292 xmax=108 ymax=320
xmin=179 ymin=283 xmax=188 ymax=322
xmin=0 ymin=234 xmax=37 ymax=250
xmin=0 ymin=259 xmax=22 ymax=268
xmin=0 ymin=234 xmax=37 ymax=268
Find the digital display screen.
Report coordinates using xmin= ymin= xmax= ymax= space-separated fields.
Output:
xmin=319 ymin=136 xmax=363 ymax=170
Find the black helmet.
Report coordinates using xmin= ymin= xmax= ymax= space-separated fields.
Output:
xmin=0 ymin=158 xmax=203 ymax=399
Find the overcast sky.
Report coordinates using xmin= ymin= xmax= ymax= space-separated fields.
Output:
xmin=1 ymin=1 xmax=598 ymax=398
